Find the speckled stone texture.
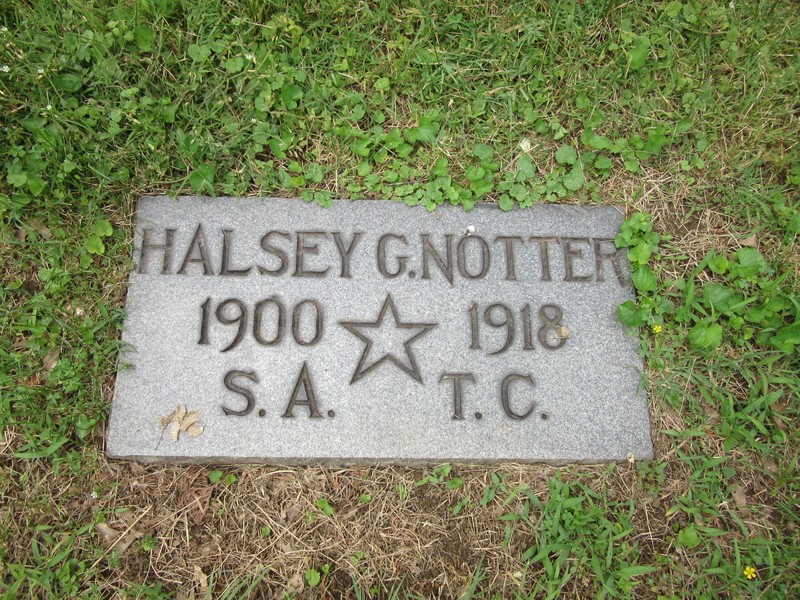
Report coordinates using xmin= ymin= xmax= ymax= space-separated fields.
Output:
xmin=107 ymin=196 xmax=653 ymax=464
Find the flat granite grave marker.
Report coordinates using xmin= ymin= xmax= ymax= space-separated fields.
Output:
xmin=107 ymin=196 xmax=653 ymax=464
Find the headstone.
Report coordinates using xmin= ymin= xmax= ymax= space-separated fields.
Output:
xmin=107 ymin=196 xmax=652 ymax=464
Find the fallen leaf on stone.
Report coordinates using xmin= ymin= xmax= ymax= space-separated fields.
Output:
xmin=179 ymin=411 xmax=202 ymax=432
xmin=42 ymin=347 xmax=61 ymax=374
xmin=160 ymin=404 xmax=204 ymax=442
xmin=167 ymin=421 xmax=181 ymax=443
xmin=160 ymin=405 xmax=181 ymax=427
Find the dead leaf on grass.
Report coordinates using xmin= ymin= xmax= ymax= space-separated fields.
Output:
xmin=66 ymin=303 xmax=87 ymax=318
xmin=740 ymin=235 xmax=758 ymax=247
xmin=159 ymin=404 xmax=204 ymax=443
xmin=95 ymin=522 xmax=119 ymax=545
xmin=286 ymin=573 xmax=304 ymax=595
xmin=114 ymin=528 xmax=144 ymax=556
xmin=282 ymin=502 xmax=302 ymax=523
xmin=91 ymin=507 xmax=152 ymax=568
xmin=178 ymin=485 xmax=213 ymax=524
xmin=772 ymin=400 xmax=789 ymax=432
xmin=42 ymin=347 xmax=61 ymax=374
xmin=705 ymin=405 xmax=721 ymax=427
xmin=194 ymin=565 xmax=209 ymax=596
xmin=29 ymin=218 xmax=52 ymax=239
xmin=95 ymin=510 xmax=146 ymax=555
xmin=117 ymin=508 xmax=137 ymax=526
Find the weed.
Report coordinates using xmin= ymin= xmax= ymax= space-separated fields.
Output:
xmin=316 ymin=496 xmax=335 ymax=517
xmin=0 ymin=0 xmax=798 ymax=597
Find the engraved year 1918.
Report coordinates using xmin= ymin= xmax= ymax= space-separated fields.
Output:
xmin=468 ymin=303 xmax=567 ymax=355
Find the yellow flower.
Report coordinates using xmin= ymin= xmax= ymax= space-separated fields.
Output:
xmin=652 ymin=324 xmax=663 ymax=334
xmin=743 ymin=565 xmax=757 ymax=580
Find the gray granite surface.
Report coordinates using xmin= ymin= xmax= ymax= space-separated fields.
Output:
xmin=107 ymin=196 xmax=653 ymax=464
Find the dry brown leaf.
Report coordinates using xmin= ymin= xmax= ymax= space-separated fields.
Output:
xmin=42 ymin=347 xmax=61 ymax=374
xmin=740 ymin=235 xmax=758 ymax=247
xmin=114 ymin=529 xmax=143 ymax=556
xmin=117 ymin=509 xmax=136 ymax=526
xmin=705 ymin=405 xmax=721 ymax=427
xmin=283 ymin=503 xmax=302 ymax=523
xmin=179 ymin=411 xmax=202 ymax=432
xmin=763 ymin=460 xmax=779 ymax=474
xmin=194 ymin=565 xmax=209 ymax=596
xmin=772 ymin=400 xmax=789 ymax=432
xmin=167 ymin=421 xmax=181 ymax=443
xmin=178 ymin=485 xmax=213 ymax=524
xmin=160 ymin=404 xmax=204 ymax=442
xmin=160 ymin=407 xmax=178 ymax=427
xmin=286 ymin=573 xmax=304 ymax=595
xmin=29 ymin=218 xmax=52 ymax=239
xmin=95 ymin=522 xmax=119 ymax=545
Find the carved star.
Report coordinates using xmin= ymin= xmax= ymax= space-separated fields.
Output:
xmin=339 ymin=294 xmax=437 ymax=384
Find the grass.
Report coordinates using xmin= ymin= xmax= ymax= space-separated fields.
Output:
xmin=0 ymin=0 xmax=798 ymax=597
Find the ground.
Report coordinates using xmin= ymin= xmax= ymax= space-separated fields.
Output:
xmin=0 ymin=1 xmax=798 ymax=598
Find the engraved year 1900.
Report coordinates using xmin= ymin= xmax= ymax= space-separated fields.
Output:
xmin=198 ymin=297 xmax=323 ymax=352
